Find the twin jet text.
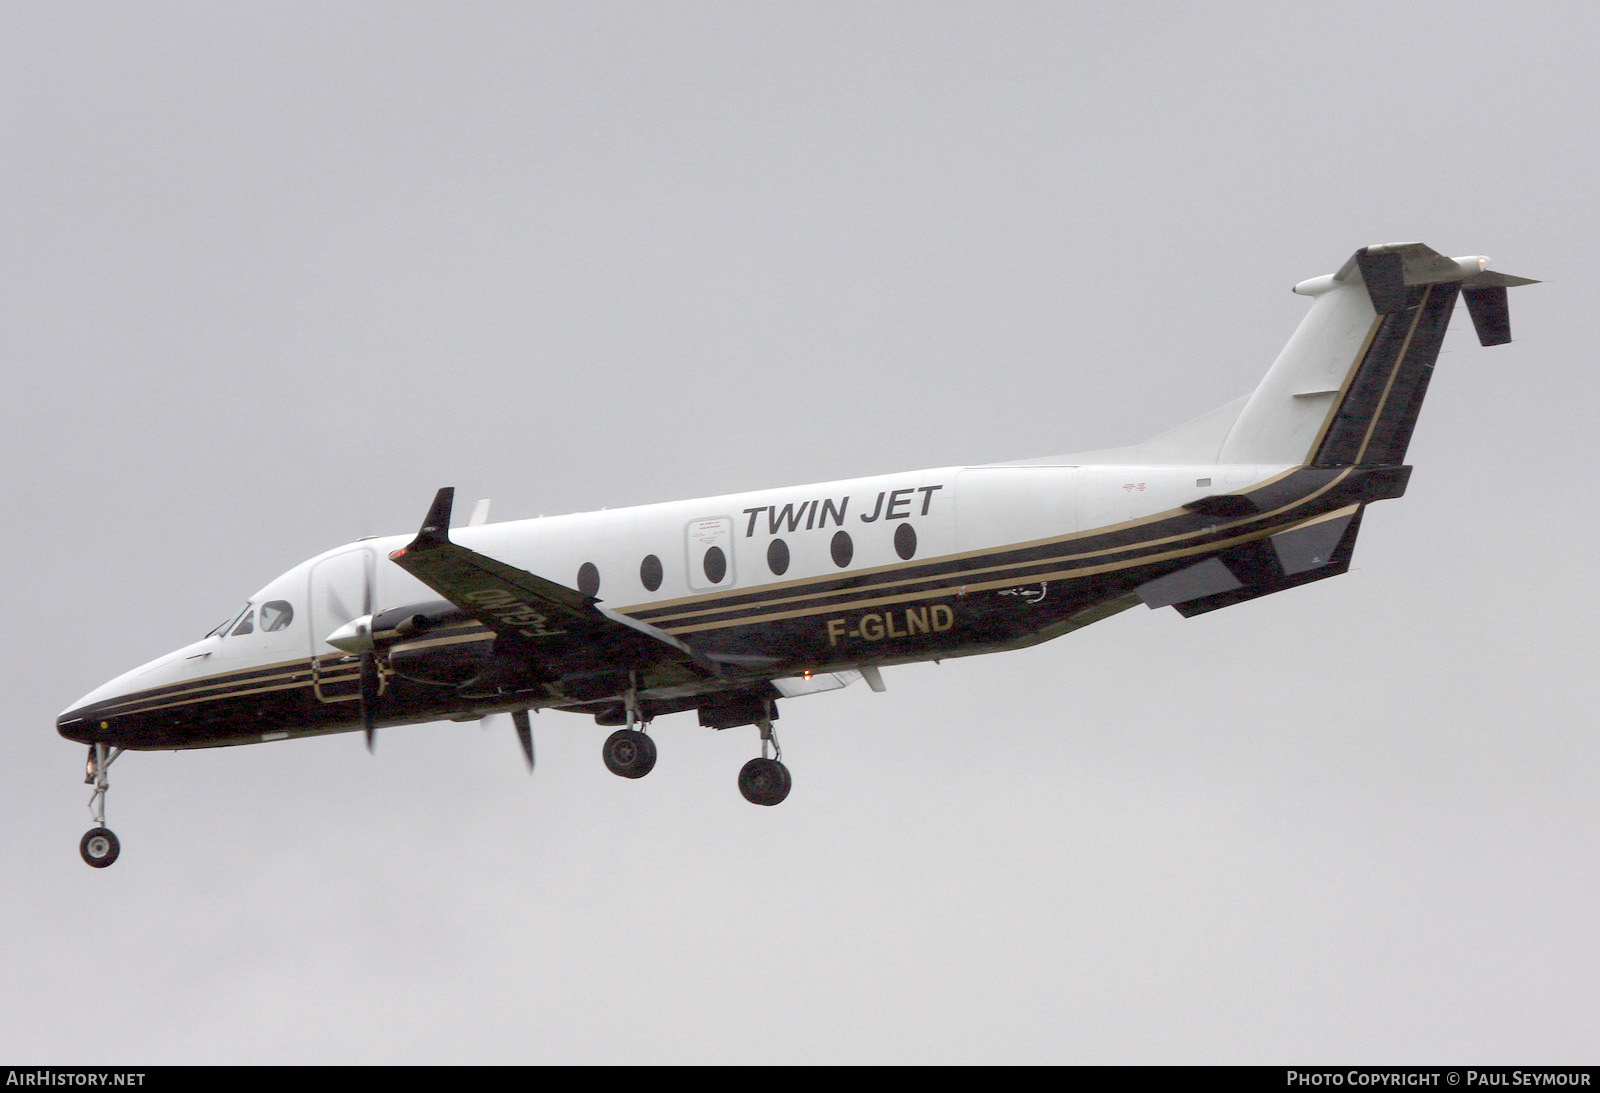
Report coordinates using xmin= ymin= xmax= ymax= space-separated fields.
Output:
xmin=742 ymin=485 xmax=943 ymax=537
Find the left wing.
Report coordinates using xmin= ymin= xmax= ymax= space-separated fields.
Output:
xmin=388 ymin=488 xmax=718 ymax=695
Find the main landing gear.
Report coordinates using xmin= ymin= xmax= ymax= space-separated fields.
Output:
xmin=602 ymin=727 xmax=657 ymax=778
xmin=598 ymin=679 xmax=792 ymax=806
xmin=80 ymin=743 xmax=124 ymax=868
xmin=602 ymin=672 xmax=657 ymax=779
xmin=738 ymin=716 xmax=790 ymax=807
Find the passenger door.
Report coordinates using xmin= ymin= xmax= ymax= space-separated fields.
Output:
xmin=307 ymin=547 xmax=375 ymax=703
xmin=685 ymin=517 xmax=735 ymax=591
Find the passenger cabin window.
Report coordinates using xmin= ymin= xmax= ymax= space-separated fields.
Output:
xmin=894 ymin=522 xmax=918 ymax=560
xmin=703 ymin=545 xmax=728 ymax=584
xmin=640 ymin=554 xmax=663 ymax=592
xmin=767 ymin=538 xmax=790 ymax=576
xmin=577 ymin=562 xmax=600 ymax=598
xmin=830 ymin=530 xmax=854 ymax=568
xmin=685 ymin=517 xmax=735 ymax=590
xmin=260 ymin=601 xmax=294 ymax=632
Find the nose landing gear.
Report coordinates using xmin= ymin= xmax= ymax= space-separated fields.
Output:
xmin=80 ymin=827 xmax=120 ymax=868
xmin=80 ymin=743 xmax=124 ymax=868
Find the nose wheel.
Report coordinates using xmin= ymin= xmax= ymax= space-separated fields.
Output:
xmin=79 ymin=743 xmax=125 ymax=868
xmin=80 ymin=827 xmax=120 ymax=868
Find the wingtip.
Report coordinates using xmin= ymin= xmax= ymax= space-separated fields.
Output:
xmin=404 ymin=486 xmax=456 ymax=552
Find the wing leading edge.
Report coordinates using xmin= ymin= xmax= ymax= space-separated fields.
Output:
xmin=388 ymin=488 xmax=718 ymax=696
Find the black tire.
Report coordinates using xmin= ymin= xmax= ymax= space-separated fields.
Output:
xmin=738 ymin=758 xmax=792 ymax=806
xmin=602 ymin=729 xmax=657 ymax=779
xmin=80 ymin=827 xmax=120 ymax=869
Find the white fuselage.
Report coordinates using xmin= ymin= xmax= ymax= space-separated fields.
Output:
xmin=61 ymin=458 xmax=1292 ymax=746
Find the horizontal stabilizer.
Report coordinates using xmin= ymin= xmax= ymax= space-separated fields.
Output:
xmin=1347 ymin=243 xmax=1538 ymax=339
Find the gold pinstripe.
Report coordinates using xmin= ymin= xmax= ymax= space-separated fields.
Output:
xmin=623 ymin=468 xmax=1306 ymax=627
xmin=95 ymin=658 xmax=317 ymax=714
xmin=657 ymin=471 xmax=1357 ymax=635
xmin=106 ymin=676 xmax=325 ymax=718
xmin=388 ymin=630 xmax=494 ymax=654
xmin=1355 ymin=285 xmax=1432 ymax=465
xmin=91 ymin=653 xmax=371 ymax=718
xmin=1305 ymin=313 xmax=1385 ymax=462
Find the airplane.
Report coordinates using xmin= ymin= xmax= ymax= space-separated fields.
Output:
xmin=58 ymin=242 xmax=1537 ymax=867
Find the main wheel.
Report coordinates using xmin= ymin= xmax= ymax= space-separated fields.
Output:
xmin=738 ymin=758 xmax=792 ymax=806
xmin=602 ymin=729 xmax=657 ymax=779
xmin=80 ymin=827 xmax=120 ymax=868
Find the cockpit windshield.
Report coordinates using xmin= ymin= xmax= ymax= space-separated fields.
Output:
xmin=206 ymin=602 xmax=252 ymax=639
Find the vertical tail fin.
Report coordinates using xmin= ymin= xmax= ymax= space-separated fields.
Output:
xmin=1218 ymin=244 xmax=1536 ymax=467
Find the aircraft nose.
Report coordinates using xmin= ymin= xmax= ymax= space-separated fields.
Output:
xmin=56 ymin=703 xmax=98 ymax=744
xmin=55 ymin=640 xmax=199 ymax=747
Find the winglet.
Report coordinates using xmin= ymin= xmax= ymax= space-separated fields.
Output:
xmin=395 ymin=487 xmax=455 ymax=558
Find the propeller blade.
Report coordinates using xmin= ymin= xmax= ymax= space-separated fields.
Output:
xmin=512 ymin=709 xmax=535 ymax=772
xmin=326 ymin=586 xmax=356 ymax=626
xmin=359 ymin=651 xmax=380 ymax=752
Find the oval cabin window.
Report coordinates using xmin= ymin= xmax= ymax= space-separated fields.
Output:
xmin=703 ymin=545 xmax=728 ymax=584
xmin=894 ymin=522 xmax=918 ymax=560
xmin=830 ymin=530 xmax=853 ymax=568
xmin=767 ymin=538 xmax=790 ymax=576
xmin=577 ymin=562 xmax=600 ymax=598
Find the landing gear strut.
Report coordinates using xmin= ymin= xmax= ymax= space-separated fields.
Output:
xmin=738 ymin=716 xmax=791 ymax=806
xmin=80 ymin=743 xmax=124 ymax=868
xmin=602 ymin=671 xmax=656 ymax=779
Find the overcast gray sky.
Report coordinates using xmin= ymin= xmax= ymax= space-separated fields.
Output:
xmin=3 ymin=1 xmax=1596 ymax=1064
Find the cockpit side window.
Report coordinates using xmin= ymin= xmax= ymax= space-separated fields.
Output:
xmin=230 ymin=608 xmax=255 ymax=636
xmin=260 ymin=600 xmax=294 ymax=632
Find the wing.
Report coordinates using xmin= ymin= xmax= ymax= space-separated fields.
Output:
xmin=387 ymin=488 xmax=718 ymax=696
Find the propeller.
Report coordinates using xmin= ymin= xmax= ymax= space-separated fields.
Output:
xmin=359 ymin=651 xmax=381 ymax=752
xmin=511 ymin=709 xmax=535 ymax=771
xmin=316 ymin=551 xmax=380 ymax=751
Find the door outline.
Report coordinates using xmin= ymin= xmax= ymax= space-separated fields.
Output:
xmin=684 ymin=516 xmax=735 ymax=591
xmin=308 ymin=548 xmax=379 ymax=704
